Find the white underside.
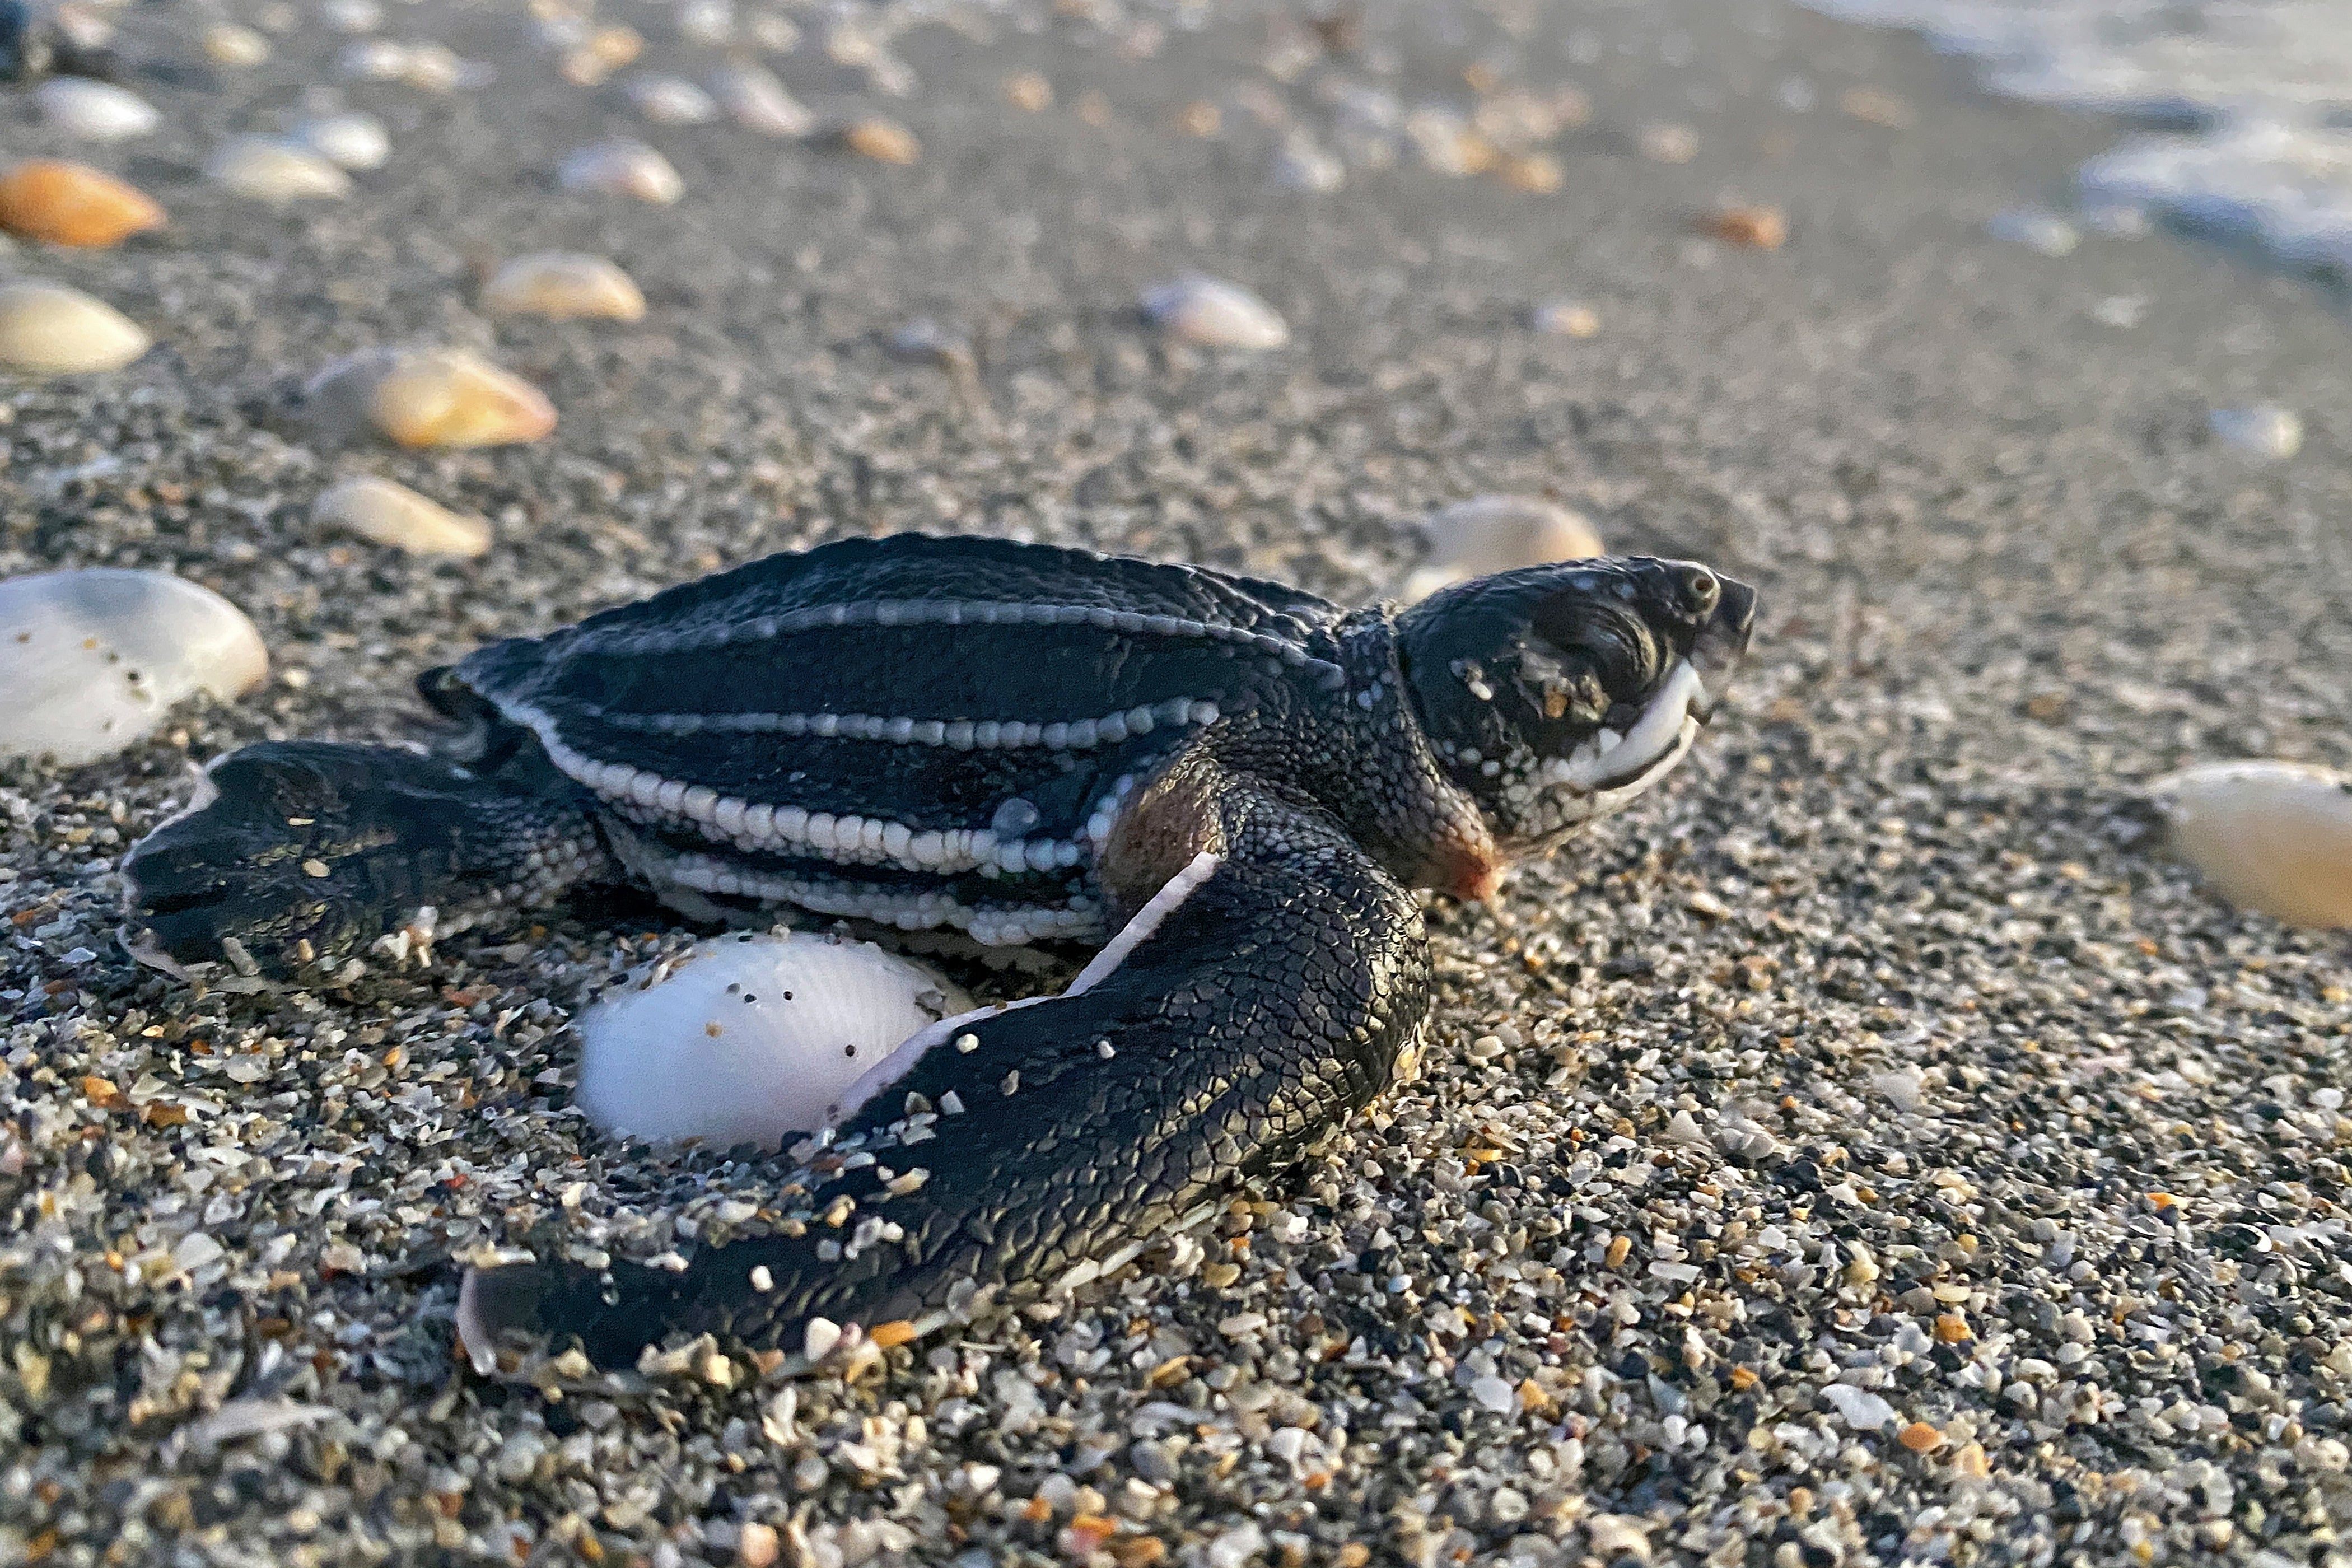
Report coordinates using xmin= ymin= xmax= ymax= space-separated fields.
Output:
xmin=1550 ymin=660 xmax=1707 ymax=794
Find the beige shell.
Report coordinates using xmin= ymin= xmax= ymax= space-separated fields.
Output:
xmin=204 ymin=136 xmax=353 ymax=201
xmin=0 ymin=568 xmax=268 ymax=763
xmin=1141 ymin=275 xmax=1289 ymax=349
xmin=34 ymin=77 xmax=159 ymax=141
xmin=557 ymin=139 xmax=682 ymax=203
xmin=482 ymin=253 xmax=645 ymax=321
xmin=1403 ymin=495 xmax=1606 ymax=602
xmin=625 ymin=73 xmax=717 ymax=125
xmin=710 ymin=63 xmax=811 ymax=138
xmin=305 ymin=346 xmax=557 ymax=449
xmin=203 ymin=22 xmax=270 ymax=64
xmin=315 ymin=475 xmax=491 ymax=557
xmin=296 ymin=112 xmax=391 ymax=170
xmin=2152 ymin=760 xmax=2352 ymax=927
xmin=840 ymin=116 xmax=920 ymax=165
xmin=0 ymin=280 xmax=151 ymax=374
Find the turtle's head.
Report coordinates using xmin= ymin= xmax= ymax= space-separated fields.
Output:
xmin=1396 ymin=556 xmax=1757 ymax=857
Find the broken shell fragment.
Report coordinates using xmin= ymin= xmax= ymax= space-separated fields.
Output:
xmin=482 ymin=253 xmax=645 ymax=321
xmin=839 ymin=116 xmax=920 ymax=165
xmin=1141 ymin=275 xmax=1289 ymax=349
xmin=0 ymin=568 xmax=268 ymax=764
xmin=2151 ymin=760 xmax=2352 ymax=927
xmin=573 ymin=934 xmax=971 ymax=1149
xmin=0 ymin=280 xmax=150 ymax=374
xmin=305 ymin=346 xmax=557 ymax=449
xmin=0 ymin=159 xmax=164 ymax=247
xmin=557 ymin=139 xmax=682 ymax=203
xmin=1404 ymin=495 xmax=1606 ymax=601
xmin=34 ymin=77 xmax=157 ymax=140
xmin=295 ymin=111 xmax=390 ymax=170
xmin=204 ymin=136 xmax=352 ymax=200
xmin=710 ymin=62 xmax=811 ymax=137
xmin=314 ymin=475 xmax=491 ymax=557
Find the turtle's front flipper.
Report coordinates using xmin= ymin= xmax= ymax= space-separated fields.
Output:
xmin=123 ymin=740 xmax=611 ymax=977
xmin=460 ymin=769 xmax=1430 ymax=1369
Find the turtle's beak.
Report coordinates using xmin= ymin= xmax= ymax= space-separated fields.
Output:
xmin=1685 ymin=576 xmax=1758 ymax=721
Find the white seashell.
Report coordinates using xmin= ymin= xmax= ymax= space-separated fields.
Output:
xmin=1987 ymin=208 xmax=2079 ymax=257
xmin=558 ymin=139 xmax=683 ymax=203
xmin=573 ymin=934 xmax=972 ymax=1149
xmin=626 ymin=73 xmax=717 ymax=125
xmin=314 ymin=475 xmax=491 ymax=557
xmin=2209 ymin=404 xmax=2302 ymax=460
xmin=204 ymin=136 xmax=352 ymax=201
xmin=203 ymin=22 xmax=271 ymax=65
xmin=1271 ymin=134 xmax=1345 ymax=193
xmin=296 ymin=112 xmax=390 ymax=170
xmin=710 ymin=62 xmax=811 ymax=138
xmin=0 ymin=281 xmax=150 ymax=374
xmin=1403 ymin=494 xmax=1606 ymax=602
xmin=0 ymin=569 xmax=268 ymax=764
xmin=339 ymin=38 xmax=408 ymax=79
xmin=1531 ymin=299 xmax=1599 ymax=337
xmin=320 ymin=0 xmax=381 ymax=32
xmin=34 ymin=78 xmax=159 ymax=141
xmin=482 ymin=252 xmax=646 ymax=321
xmin=1140 ymin=275 xmax=1289 ymax=349
xmin=676 ymin=0 xmax=734 ymax=46
xmin=2152 ymin=760 xmax=2352 ymax=927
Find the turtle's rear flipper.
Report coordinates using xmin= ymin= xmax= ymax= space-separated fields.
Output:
xmin=123 ymin=740 xmax=610 ymax=978
xmin=459 ymin=763 xmax=1431 ymax=1370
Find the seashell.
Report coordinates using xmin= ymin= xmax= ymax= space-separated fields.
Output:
xmin=0 ymin=568 xmax=267 ymax=764
xmin=559 ymin=22 xmax=641 ymax=84
xmin=1175 ymin=99 xmax=1220 ymax=137
xmin=1404 ymin=495 xmax=1606 ymax=602
xmin=481 ymin=252 xmax=645 ymax=321
xmin=1272 ymin=134 xmax=1345 ymax=193
xmin=573 ymin=933 xmax=972 ymax=1149
xmin=1637 ymin=123 xmax=1698 ymax=164
xmin=1141 ymin=275 xmax=1289 ymax=349
xmin=203 ymin=22 xmax=270 ymax=65
xmin=709 ymin=62 xmax=811 ymax=138
xmin=305 ymin=345 xmax=557 ymax=448
xmin=204 ymin=136 xmax=352 ymax=201
xmin=1403 ymin=106 xmax=1495 ymax=178
xmin=1497 ymin=151 xmax=1561 ymax=193
xmin=395 ymin=42 xmax=478 ymax=92
xmin=1531 ymin=299 xmax=1599 ymax=337
xmin=625 ymin=73 xmax=716 ymax=125
xmin=1702 ymin=204 xmax=1788 ymax=250
xmin=0 ymin=280 xmax=150 ymax=374
xmin=0 ymin=160 xmax=165 ymax=248
xmin=2151 ymin=760 xmax=2352 ymax=927
xmin=314 ymin=475 xmax=491 ymax=557
xmin=339 ymin=37 xmax=407 ymax=78
xmin=839 ymin=116 xmax=920 ymax=165
xmin=320 ymin=0 xmax=381 ymax=32
xmin=2209 ymin=404 xmax=2302 ymax=460
xmin=746 ymin=11 xmax=798 ymax=52
xmin=295 ymin=111 xmax=390 ymax=170
xmin=675 ymin=0 xmax=732 ymax=46
xmin=34 ymin=77 xmax=157 ymax=140
xmin=557 ymin=139 xmax=682 ymax=203
xmin=1987 ymin=208 xmax=2078 ymax=256
xmin=1002 ymin=69 xmax=1052 ymax=112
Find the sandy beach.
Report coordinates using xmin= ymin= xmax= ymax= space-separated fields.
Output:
xmin=4 ymin=0 xmax=2351 ymax=1563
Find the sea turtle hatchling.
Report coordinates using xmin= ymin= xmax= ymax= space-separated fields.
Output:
xmin=122 ymin=533 xmax=1756 ymax=1366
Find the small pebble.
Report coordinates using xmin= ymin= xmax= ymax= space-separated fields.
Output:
xmin=675 ymin=0 xmax=732 ymax=46
xmin=738 ymin=1522 xmax=781 ymax=1568
xmin=1404 ymin=494 xmax=1605 ymax=601
xmin=840 ymin=116 xmax=920 ymax=165
xmin=0 ymin=160 xmax=164 ymax=248
xmin=1272 ymin=134 xmax=1345 ymax=193
xmin=482 ymin=253 xmax=645 ymax=321
xmin=0 ymin=279 xmax=149 ymax=373
xmin=305 ymin=345 xmax=557 ymax=449
xmin=1637 ymin=123 xmax=1698 ymax=164
xmin=33 ymin=76 xmax=156 ymax=139
xmin=1987 ymin=208 xmax=2079 ymax=257
xmin=626 ymin=73 xmax=717 ymax=125
xmin=1702 ymin=204 xmax=1788 ymax=249
xmin=204 ymin=137 xmax=352 ymax=201
xmin=557 ymin=139 xmax=682 ymax=203
xmin=0 ymin=568 xmax=267 ymax=763
xmin=314 ymin=475 xmax=491 ymax=558
xmin=1820 ymin=1384 xmax=1898 ymax=1430
xmin=2208 ymin=404 xmax=2302 ymax=459
xmin=2151 ymin=760 xmax=2352 ymax=927
xmin=1838 ymin=86 xmax=1913 ymax=127
xmin=710 ymin=63 xmax=810 ymax=138
xmin=1497 ymin=152 xmax=1561 ymax=193
xmin=320 ymin=0 xmax=381 ymax=32
xmin=1141 ymin=275 xmax=1289 ymax=349
xmin=1002 ymin=70 xmax=1052 ymax=111
xmin=801 ymin=1317 xmax=843 ymax=1361
xmin=1531 ymin=299 xmax=1599 ymax=337
xmin=202 ymin=22 xmax=269 ymax=65
xmin=338 ymin=37 xmax=408 ymax=79
xmin=295 ymin=111 xmax=390 ymax=171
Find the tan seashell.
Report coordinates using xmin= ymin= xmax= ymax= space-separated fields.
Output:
xmin=1531 ymin=300 xmax=1599 ymax=338
xmin=709 ymin=63 xmax=811 ymax=138
xmin=0 ymin=160 xmax=165 ymax=248
xmin=1403 ymin=495 xmax=1606 ymax=603
xmin=625 ymin=73 xmax=717 ymax=125
xmin=2152 ymin=760 xmax=2352 ymax=927
xmin=296 ymin=111 xmax=390 ymax=170
xmin=1141 ymin=275 xmax=1289 ymax=349
xmin=315 ymin=476 xmax=491 ymax=557
xmin=0 ymin=281 xmax=151 ymax=374
xmin=1704 ymin=204 xmax=1789 ymax=250
xmin=482 ymin=253 xmax=646 ymax=321
xmin=557 ymin=139 xmax=682 ymax=203
xmin=1002 ymin=71 xmax=1052 ymax=112
xmin=1496 ymin=152 xmax=1562 ymax=193
xmin=0 ymin=568 xmax=267 ymax=763
xmin=203 ymin=22 xmax=270 ymax=64
xmin=204 ymin=136 xmax=353 ymax=201
xmin=840 ymin=116 xmax=920 ymax=165
xmin=306 ymin=346 xmax=557 ymax=449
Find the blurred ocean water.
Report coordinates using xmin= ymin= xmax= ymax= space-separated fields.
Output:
xmin=1801 ymin=0 xmax=2352 ymax=275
